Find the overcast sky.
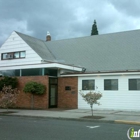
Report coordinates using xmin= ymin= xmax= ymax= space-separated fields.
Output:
xmin=0 ymin=0 xmax=140 ymax=46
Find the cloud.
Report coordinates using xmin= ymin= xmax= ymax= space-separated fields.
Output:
xmin=0 ymin=0 xmax=140 ymax=46
xmin=108 ymin=0 xmax=140 ymax=17
xmin=0 ymin=19 xmax=33 ymax=46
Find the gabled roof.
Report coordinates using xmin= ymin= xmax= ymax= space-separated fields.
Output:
xmin=16 ymin=32 xmax=56 ymax=61
xmin=16 ymin=29 xmax=140 ymax=72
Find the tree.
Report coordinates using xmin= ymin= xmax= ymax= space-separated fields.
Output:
xmin=91 ymin=20 xmax=98 ymax=35
xmin=0 ymin=85 xmax=19 ymax=111
xmin=80 ymin=91 xmax=102 ymax=116
xmin=23 ymin=81 xmax=46 ymax=109
xmin=0 ymin=76 xmax=18 ymax=91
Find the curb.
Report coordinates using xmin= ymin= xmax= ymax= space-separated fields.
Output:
xmin=1 ymin=113 xmax=140 ymax=125
xmin=0 ymin=113 xmax=114 ymax=123
xmin=115 ymin=120 xmax=140 ymax=125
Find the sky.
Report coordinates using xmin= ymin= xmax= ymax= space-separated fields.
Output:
xmin=0 ymin=0 xmax=140 ymax=46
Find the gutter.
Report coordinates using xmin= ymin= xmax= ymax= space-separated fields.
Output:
xmin=60 ymin=71 xmax=140 ymax=77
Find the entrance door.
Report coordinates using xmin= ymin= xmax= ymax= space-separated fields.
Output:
xmin=49 ymin=78 xmax=58 ymax=108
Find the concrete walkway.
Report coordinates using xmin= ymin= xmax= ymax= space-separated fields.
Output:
xmin=0 ymin=109 xmax=140 ymax=125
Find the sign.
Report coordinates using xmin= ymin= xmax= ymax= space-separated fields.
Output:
xmin=127 ymin=127 xmax=140 ymax=140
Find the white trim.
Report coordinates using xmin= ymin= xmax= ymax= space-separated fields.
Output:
xmin=0 ymin=63 xmax=82 ymax=72
xmin=60 ymin=72 xmax=140 ymax=77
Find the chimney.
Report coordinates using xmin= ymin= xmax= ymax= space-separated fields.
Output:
xmin=46 ymin=31 xmax=51 ymax=41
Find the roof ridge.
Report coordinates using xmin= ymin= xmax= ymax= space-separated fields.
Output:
xmin=15 ymin=31 xmax=45 ymax=42
xmin=43 ymin=29 xmax=140 ymax=42
xmin=15 ymin=29 xmax=140 ymax=43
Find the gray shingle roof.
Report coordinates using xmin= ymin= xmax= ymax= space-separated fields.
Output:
xmin=17 ymin=30 xmax=140 ymax=72
xmin=16 ymin=32 xmax=56 ymax=61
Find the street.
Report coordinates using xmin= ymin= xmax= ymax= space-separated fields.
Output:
xmin=0 ymin=116 xmax=139 ymax=140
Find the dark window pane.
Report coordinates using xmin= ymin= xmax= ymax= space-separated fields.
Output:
xmin=22 ymin=68 xmax=42 ymax=76
xmin=45 ymin=69 xmax=57 ymax=76
xmin=137 ymin=79 xmax=140 ymax=90
xmin=129 ymin=79 xmax=137 ymax=90
xmin=111 ymin=79 xmax=118 ymax=90
xmin=129 ymin=79 xmax=140 ymax=90
xmin=82 ymin=80 xmax=95 ymax=90
xmin=104 ymin=79 xmax=118 ymax=90
xmin=15 ymin=70 xmax=20 ymax=76
xmin=82 ymin=80 xmax=88 ymax=90
xmin=104 ymin=80 xmax=111 ymax=90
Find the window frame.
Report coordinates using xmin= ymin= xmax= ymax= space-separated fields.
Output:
xmin=14 ymin=52 xmax=20 ymax=59
xmin=104 ymin=79 xmax=118 ymax=90
xmin=20 ymin=51 xmax=26 ymax=58
xmin=1 ymin=51 xmax=26 ymax=60
xmin=129 ymin=79 xmax=140 ymax=90
xmin=82 ymin=79 xmax=95 ymax=90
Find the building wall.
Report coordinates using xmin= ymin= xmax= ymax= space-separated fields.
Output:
xmin=1 ymin=73 xmax=140 ymax=111
xmin=58 ymin=77 xmax=78 ymax=109
xmin=0 ymin=76 xmax=78 ymax=109
xmin=0 ymin=31 xmax=42 ymax=68
xmin=78 ymin=74 xmax=140 ymax=111
xmin=16 ymin=76 xmax=49 ymax=109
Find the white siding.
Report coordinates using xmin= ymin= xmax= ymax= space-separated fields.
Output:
xmin=0 ymin=31 xmax=42 ymax=69
xmin=78 ymin=74 xmax=140 ymax=111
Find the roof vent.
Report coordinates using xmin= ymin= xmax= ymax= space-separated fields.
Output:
xmin=46 ymin=31 xmax=51 ymax=41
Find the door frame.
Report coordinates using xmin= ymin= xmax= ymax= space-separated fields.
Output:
xmin=49 ymin=77 xmax=58 ymax=108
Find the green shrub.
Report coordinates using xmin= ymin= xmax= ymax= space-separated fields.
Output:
xmin=0 ymin=77 xmax=18 ymax=91
xmin=23 ymin=81 xmax=46 ymax=95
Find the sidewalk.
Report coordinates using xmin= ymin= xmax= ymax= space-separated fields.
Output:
xmin=0 ymin=109 xmax=140 ymax=125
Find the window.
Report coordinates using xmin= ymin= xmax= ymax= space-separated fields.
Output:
xmin=0 ymin=70 xmax=16 ymax=76
xmin=1 ymin=51 xmax=26 ymax=60
xmin=104 ymin=79 xmax=118 ymax=90
xmin=15 ymin=70 xmax=20 ymax=76
xmin=2 ymin=53 xmax=7 ymax=59
xmin=129 ymin=79 xmax=140 ymax=90
xmin=2 ymin=53 xmax=14 ymax=59
xmin=82 ymin=80 xmax=95 ymax=90
xmin=50 ymin=78 xmax=58 ymax=84
xmin=45 ymin=69 xmax=57 ymax=76
xmin=14 ymin=52 xmax=20 ymax=58
xmin=22 ymin=68 xmax=42 ymax=76
xmin=20 ymin=51 xmax=26 ymax=58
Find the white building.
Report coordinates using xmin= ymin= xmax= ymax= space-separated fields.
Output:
xmin=0 ymin=30 xmax=140 ymax=111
